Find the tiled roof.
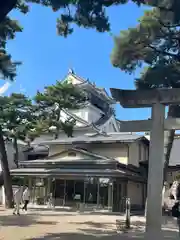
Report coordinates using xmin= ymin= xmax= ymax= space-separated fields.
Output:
xmin=32 ymin=132 xmax=148 ymax=145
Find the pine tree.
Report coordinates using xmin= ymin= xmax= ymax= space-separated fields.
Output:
xmin=35 ymin=80 xmax=86 ymax=139
xmin=111 ymin=1 xmax=180 ymax=183
xmin=2 ymin=93 xmax=37 ymax=167
xmin=0 ymin=17 xmax=22 ymax=80
xmin=0 ymin=14 xmax=24 ymax=208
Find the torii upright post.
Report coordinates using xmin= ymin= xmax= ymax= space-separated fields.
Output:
xmin=146 ymin=103 xmax=165 ymax=238
xmin=110 ymin=88 xmax=180 ymax=239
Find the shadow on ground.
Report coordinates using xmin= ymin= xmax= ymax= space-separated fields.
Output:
xmin=28 ymin=207 xmax=76 ymax=212
xmin=0 ymin=208 xmax=179 ymax=240
xmin=28 ymin=207 xmax=126 ymax=216
xmin=67 ymin=218 xmax=178 ymax=239
xmin=0 ymin=214 xmax=57 ymax=227
xmin=24 ymin=229 xmax=178 ymax=240
xmin=22 ymin=216 xmax=179 ymax=240
xmin=28 ymin=211 xmax=77 ymax=217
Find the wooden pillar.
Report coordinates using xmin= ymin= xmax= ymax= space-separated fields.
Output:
xmin=28 ymin=177 xmax=32 ymax=202
xmin=108 ymin=179 xmax=113 ymax=210
xmin=83 ymin=180 xmax=86 ymax=204
xmin=145 ymin=103 xmax=165 ymax=239
xmin=47 ymin=178 xmax=51 ymax=195
xmin=32 ymin=178 xmax=36 ymax=204
xmin=97 ymin=178 xmax=100 ymax=208
xmin=63 ymin=179 xmax=66 ymax=206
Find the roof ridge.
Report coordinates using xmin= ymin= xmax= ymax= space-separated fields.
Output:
xmin=46 ymin=147 xmax=112 ymax=161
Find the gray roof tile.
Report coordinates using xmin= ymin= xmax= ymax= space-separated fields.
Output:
xmin=32 ymin=133 xmax=147 ymax=145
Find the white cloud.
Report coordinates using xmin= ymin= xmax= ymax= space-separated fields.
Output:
xmin=0 ymin=82 xmax=11 ymax=95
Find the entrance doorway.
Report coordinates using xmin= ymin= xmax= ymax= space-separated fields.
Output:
xmin=113 ymin=181 xmax=122 ymax=212
xmin=28 ymin=177 xmax=114 ymax=210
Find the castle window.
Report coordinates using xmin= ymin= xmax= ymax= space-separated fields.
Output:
xmin=68 ymin=152 xmax=76 ymax=157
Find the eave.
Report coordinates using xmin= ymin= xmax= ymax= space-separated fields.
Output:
xmin=10 ymin=168 xmax=145 ymax=182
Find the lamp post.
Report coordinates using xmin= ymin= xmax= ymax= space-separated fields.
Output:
xmin=125 ymin=198 xmax=131 ymax=229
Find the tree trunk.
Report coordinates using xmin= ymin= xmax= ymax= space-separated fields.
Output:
xmin=0 ymin=125 xmax=13 ymax=208
xmin=13 ymin=137 xmax=19 ymax=168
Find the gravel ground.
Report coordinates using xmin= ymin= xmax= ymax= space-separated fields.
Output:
xmin=0 ymin=206 xmax=179 ymax=240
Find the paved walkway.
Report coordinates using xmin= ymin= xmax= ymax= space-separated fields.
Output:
xmin=0 ymin=207 xmax=179 ymax=240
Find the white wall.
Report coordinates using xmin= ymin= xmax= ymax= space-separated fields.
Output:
xmin=89 ymin=143 xmax=128 ymax=165
xmin=128 ymin=141 xmax=148 ymax=167
xmin=128 ymin=142 xmax=139 ymax=167
xmin=66 ymin=73 xmax=82 ymax=85
xmin=48 ymin=142 xmax=129 ymax=164
xmin=47 ymin=141 xmax=145 ymax=167
xmin=86 ymin=104 xmax=104 ymax=123
xmin=139 ymin=143 xmax=148 ymax=162
xmin=127 ymin=181 xmax=143 ymax=207
xmin=69 ymin=104 xmax=103 ymax=125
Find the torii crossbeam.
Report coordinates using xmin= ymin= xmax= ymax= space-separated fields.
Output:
xmin=110 ymin=88 xmax=180 ymax=240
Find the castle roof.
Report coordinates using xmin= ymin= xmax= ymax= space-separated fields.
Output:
xmin=64 ymin=70 xmax=115 ymax=104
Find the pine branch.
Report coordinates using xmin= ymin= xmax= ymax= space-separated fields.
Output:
xmin=148 ymin=44 xmax=180 ymax=60
xmin=0 ymin=0 xmax=18 ymax=23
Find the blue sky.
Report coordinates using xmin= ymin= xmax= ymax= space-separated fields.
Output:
xmin=5 ymin=2 xmax=151 ymax=120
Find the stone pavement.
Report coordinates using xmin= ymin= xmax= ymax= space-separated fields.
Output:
xmin=0 ymin=206 xmax=179 ymax=240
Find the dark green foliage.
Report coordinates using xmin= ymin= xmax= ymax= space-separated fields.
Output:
xmin=111 ymin=4 xmax=180 ymax=87
xmin=0 ymin=93 xmax=37 ymax=167
xmin=25 ymin=0 xmax=180 ymax=37
xmin=3 ymin=0 xmax=180 ymax=37
xmin=0 ymin=93 xmax=34 ymax=139
xmin=35 ymin=80 xmax=86 ymax=138
xmin=0 ymin=17 xmax=22 ymax=48
xmin=0 ymin=50 xmax=21 ymax=81
xmin=16 ymin=0 xmax=29 ymax=13
xmin=0 ymin=0 xmax=30 ymax=81
xmin=40 ymin=0 xmax=145 ymax=37
xmin=0 ymin=16 xmax=22 ymax=81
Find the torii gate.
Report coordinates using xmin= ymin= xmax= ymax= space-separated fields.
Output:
xmin=110 ymin=88 xmax=180 ymax=239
